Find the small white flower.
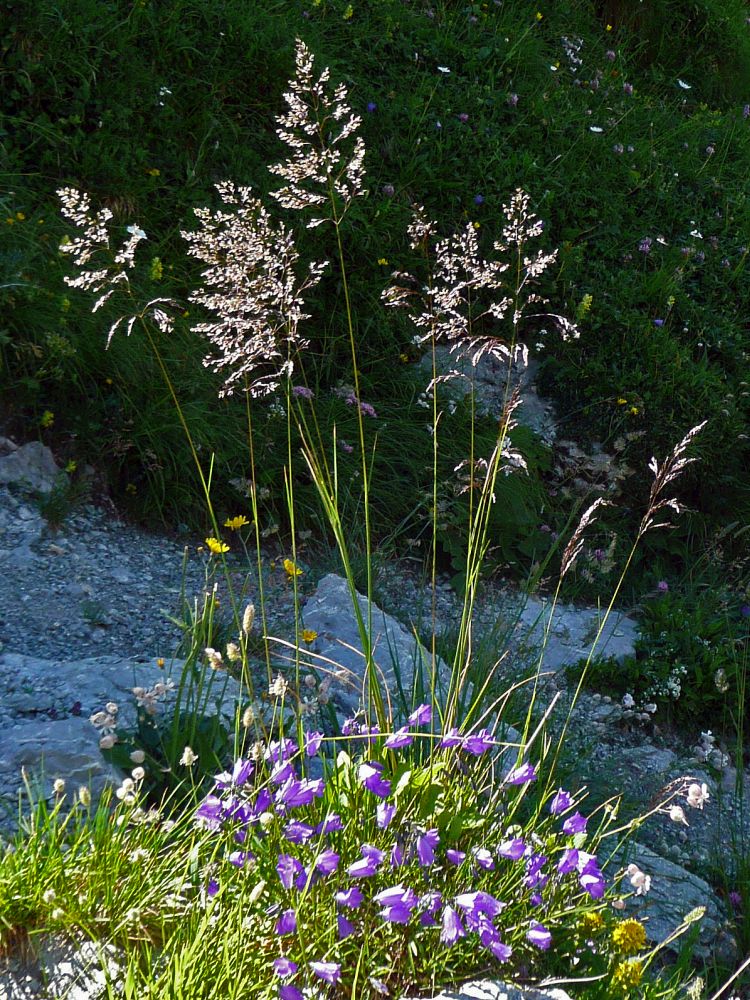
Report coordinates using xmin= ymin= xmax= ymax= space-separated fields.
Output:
xmin=105 ymin=702 xmax=119 ymax=715
xmin=611 ymin=897 xmax=626 ymax=910
xmin=42 ymin=888 xmax=57 ymax=904
xmin=627 ymin=863 xmax=651 ymax=895
xmin=589 ymin=126 xmax=604 ymax=133
xmin=686 ymin=782 xmax=710 ymax=809
xmin=130 ymin=749 xmax=146 ymax=764
xmin=180 ymin=746 xmax=198 ymax=767
xmin=78 ymin=787 xmax=91 ymax=808
xmin=669 ymin=804 xmax=689 ymax=826
xmin=677 ymin=79 xmax=692 ymax=89
xmin=269 ymin=674 xmax=289 ymax=699
xmin=126 ymin=225 xmax=147 ymax=240
xmin=622 ymin=693 xmax=635 ymax=709
xmin=53 ymin=778 xmax=66 ymax=795
xmin=131 ymin=766 xmax=146 ymax=782
xmin=437 ymin=66 xmax=451 ymax=74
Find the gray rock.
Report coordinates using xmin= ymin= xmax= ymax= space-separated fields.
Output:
xmin=402 ymin=981 xmax=572 ymax=1000
xmin=0 ymin=936 xmax=124 ymax=1000
xmin=513 ymin=596 xmax=638 ymax=675
xmin=0 ymin=443 xmax=61 ymax=495
xmin=610 ymin=841 xmax=730 ymax=959
xmin=302 ymin=574 xmax=451 ymax=716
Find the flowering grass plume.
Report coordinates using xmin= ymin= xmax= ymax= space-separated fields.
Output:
xmin=182 ymin=182 xmax=327 ymax=397
xmin=270 ymin=38 xmax=367 ymax=225
xmin=58 ymin=188 xmax=177 ymax=345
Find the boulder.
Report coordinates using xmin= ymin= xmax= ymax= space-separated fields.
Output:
xmin=0 ymin=442 xmax=61 ymax=494
xmin=403 ymin=981 xmax=572 ymax=1000
xmin=301 ymin=574 xmax=452 ymax=717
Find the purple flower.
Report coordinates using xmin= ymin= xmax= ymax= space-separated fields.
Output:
xmin=606 ymin=49 xmax=616 ymax=60
xmin=729 ymin=890 xmax=743 ymax=909
xmin=498 ymin=838 xmax=526 ymax=860
xmin=557 ymin=847 xmax=579 ymax=875
xmin=347 ymin=844 xmax=385 ymax=877
xmin=420 ymin=891 xmax=443 ymax=922
xmin=338 ymin=914 xmax=356 ymax=939
xmin=416 ymin=829 xmax=440 ymax=867
xmin=562 ymin=811 xmax=588 ymax=835
xmin=507 ymin=92 xmax=519 ymax=107
xmin=440 ymin=905 xmax=465 ymax=945
xmin=463 ymin=729 xmax=495 ymax=755
xmin=275 ymin=909 xmax=297 ymax=936
xmin=639 ymin=236 xmax=652 ymax=254
xmin=446 ymin=849 xmax=466 ymax=865
xmin=578 ymin=855 xmax=606 ymax=898
xmin=653 ymin=318 xmax=665 ymax=327
xmin=304 ymin=731 xmax=324 ymax=756
xmin=408 ymin=703 xmax=432 ymax=727
xmin=657 ymin=580 xmax=669 ymax=594
xmin=310 ymin=962 xmax=341 ymax=985
xmin=382 ymin=183 xmax=395 ymax=197
xmin=454 ymin=890 xmax=505 ymax=918
xmin=742 ymin=604 xmax=750 ymax=618
xmin=229 ymin=850 xmax=251 ymax=868
xmin=195 ymin=795 xmax=224 ymax=831
xmin=315 ymin=849 xmax=340 ymax=875
xmin=457 ymin=112 xmax=469 ymax=123
xmin=273 ymin=958 xmax=298 ymax=978
xmin=384 ymin=727 xmax=413 ymax=750
xmin=374 ymin=885 xmax=419 ymax=924
xmin=612 ymin=143 xmax=624 ymax=154
xmin=284 ymin=822 xmax=315 ymax=845
xmin=505 ymin=762 xmax=537 ymax=785
xmin=292 ymin=385 xmax=314 ymax=400
xmin=335 ymin=887 xmax=363 ymax=909
xmin=367 ymin=101 xmax=377 ymax=113
xmin=527 ymin=921 xmax=552 ymax=950
xmin=472 ymin=847 xmax=495 ymax=871
xmin=266 ymin=739 xmax=298 ymax=764
xmin=549 ymin=789 xmax=572 ymax=814
xmin=276 ymin=854 xmax=305 ymax=890
xmin=316 ymin=813 xmax=343 ymax=834
xmin=488 ymin=938 xmax=512 ymax=961
xmin=390 ymin=842 xmax=405 ymax=868
xmin=279 ymin=987 xmax=304 ymax=1000
xmin=358 ymin=762 xmax=392 ymax=799
xmin=743 ymin=105 xmax=750 ymax=120
xmin=377 ymin=802 xmax=396 ymax=829
xmin=623 ymin=82 xmax=633 ymax=95
xmin=215 ymin=758 xmax=253 ymax=790
xmin=276 ymin=777 xmax=323 ymax=810
xmin=706 ymin=145 xmax=715 ymax=155
xmin=473 ymin=194 xmax=484 ymax=205
xmin=207 ymin=878 xmax=219 ymax=897
xmin=439 ymin=728 xmax=463 ymax=748
xmin=271 ymin=761 xmax=295 ymax=785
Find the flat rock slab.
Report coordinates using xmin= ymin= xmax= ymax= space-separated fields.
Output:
xmin=610 ymin=841 xmax=732 ymax=959
xmin=513 ymin=596 xmax=638 ymax=675
xmin=302 ymin=574 xmax=451 ymax=717
xmin=403 ymin=981 xmax=572 ymax=1000
xmin=0 ymin=936 xmax=124 ymax=1000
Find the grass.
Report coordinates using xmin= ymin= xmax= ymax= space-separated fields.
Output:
xmin=1 ymin=3 xmax=750 ymax=998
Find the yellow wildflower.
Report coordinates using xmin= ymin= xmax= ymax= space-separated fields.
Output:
xmin=15 ymin=212 xmax=25 ymax=221
xmin=205 ymin=537 xmax=230 ymax=555
xmin=579 ymin=911 xmax=605 ymax=934
xmin=301 ymin=629 xmax=318 ymax=644
xmin=535 ymin=11 xmax=543 ymax=20
xmin=611 ymin=960 xmax=643 ymax=991
xmin=65 ymin=460 xmax=77 ymax=474
xmin=5 ymin=217 xmax=14 ymax=225
xmin=149 ymin=257 xmax=163 ymax=281
xmin=126 ymin=483 xmax=137 ymax=495
xmin=343 ymin=3 xmax=353 ymax=18
xmin=616 ymin=397 xmax=627 ymax=405
xmin=40 ymin=410 xmax=55 ymax=429
xmin=283 ymin=558 xmax=302 ymax=579
xmin=377 ymin=258 xmax=389 ymax=266
xmin=629 ymin=406 xmax=639 ymax=416
xmin=156 ymin=657 xmax=165 ymax=668
xmin=473 ymin=221 xmax=481 ymax=229
xmin=146 ymin=167 xmax=161 ymax=176
xmin=399 ymin=353 xmax=409 ymax=364
xmin=606 ymin=23 xmax=613 ymax=31
xmin=224 ymin=514 xmax=250 ymax=530
xmin=611 ymin=918 xmax=646 ymax=955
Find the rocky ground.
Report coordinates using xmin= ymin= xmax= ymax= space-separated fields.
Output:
xmin=0 ymin=433 xmax=748 ymax=997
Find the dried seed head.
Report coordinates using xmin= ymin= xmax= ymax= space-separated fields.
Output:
xmin=242 ymin=603 xmax=256 ymax=635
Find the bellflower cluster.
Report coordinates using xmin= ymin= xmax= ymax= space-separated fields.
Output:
xmin=191 ymin=704 xmax=616 ymax=998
